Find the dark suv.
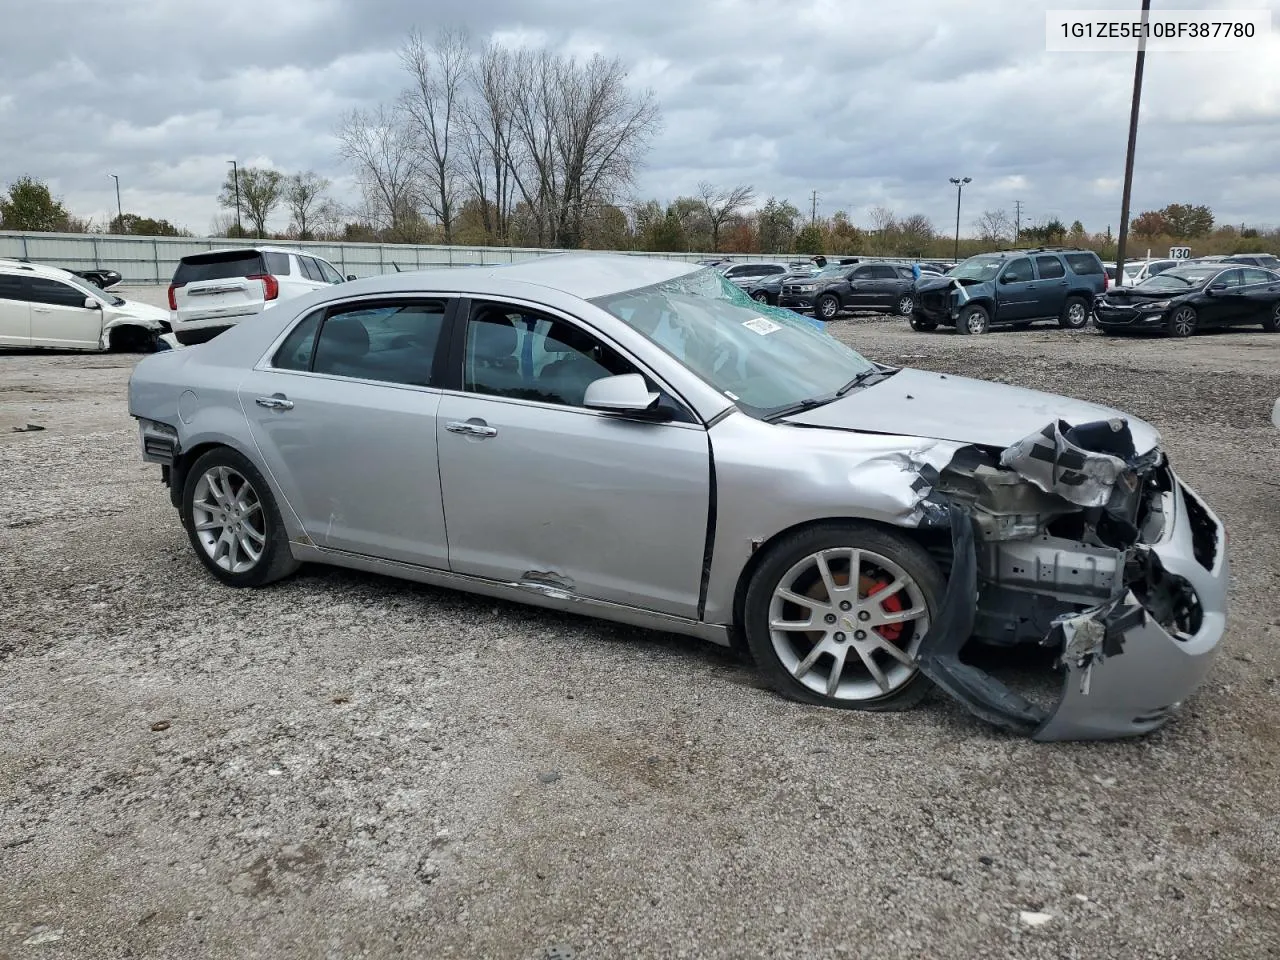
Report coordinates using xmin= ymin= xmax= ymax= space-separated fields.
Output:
xmin=910 ymin=248 xmax=1106 ymax=334
xmin=778 ymin=261 xmax=917 ymax=319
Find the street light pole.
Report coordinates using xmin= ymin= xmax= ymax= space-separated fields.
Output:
xmin=1114 ymin=0 xmax=1151 ymax=285
xmin=949 ymin=176 xmax=971 ymax=260
xmin=227 ymin=159 xmax=242 ymax=236
xmin=109 ymin=174 xmax=122 ymax=228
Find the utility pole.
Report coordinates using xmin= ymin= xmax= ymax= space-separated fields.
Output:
xmin=1013 ymin=200 xmax=1023 ymax=245
xmin=227 ymin=159 xmax=242 ymax=236
xmin=1114 ymin=0 xmax=1151 ymax=284
xmin=810 ymin=190 xmax=819 ymax=225
xmin=949 ymin=176 xmax=971 ymax=261
xmin=109 ymin=174 xmax=122 ymax=229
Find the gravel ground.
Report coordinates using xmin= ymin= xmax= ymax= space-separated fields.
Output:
xmin=2 ymin=312 xmax=1279 ymax=960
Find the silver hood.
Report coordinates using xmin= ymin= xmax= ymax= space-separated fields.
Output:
xmin=783 ymin=368 xmax=1161 ymax=453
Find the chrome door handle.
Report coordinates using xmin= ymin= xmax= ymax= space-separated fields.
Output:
xmin=255 ymin=396 xmax=294 ymax=411
xmin=446 ymin=420 xmax=497 ymax=438
xmin=32 ymin=307 xmax=50 ymax=313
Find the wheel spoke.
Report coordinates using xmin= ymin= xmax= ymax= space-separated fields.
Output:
xmin=226 ymin=531 xmax=241 ymax=569
xmin=795 ymin=642 xmax=828 ymax=679
xmin=866 ymin=632 xmax=916 ymax=667
xmin=776 ymin=587 xmax=824 ymax=611
xmin=770 ymin=618 xmax=815 ymax=632
xmin=852 ymin=643 xmax=891 ymax=693
xmin=825 ymin=647 xmax=849 ymax=697
xmin=874 ymin=606 xmax=926 ymax=627
xmin=242 ymin=524 xmax=266 ymax=545
xmin=814 ymin=552 xmax=840 ymax=601
xmin=871 ymin=576 xmax=903 ymax=604
xmin=238 ymin=531 xmax=262 ymax=562
xmin=194 ymin=517 xmax=224 ymax=532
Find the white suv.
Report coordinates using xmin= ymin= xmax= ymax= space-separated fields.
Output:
xmin=167 ymin=246 xmax=350 ymax=346
xmin=0 ymin=258 xmax=168 ymax=352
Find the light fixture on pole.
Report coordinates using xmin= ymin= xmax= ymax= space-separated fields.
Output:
xmin=949 ymin=177 xmax=971 ymax=261
xmin=109 ymin=174 xmax=122 ymax=227
xmin=227 ymin=159 xmax=242 ymax=235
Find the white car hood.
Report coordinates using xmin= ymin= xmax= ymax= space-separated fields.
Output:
xmin=783 ymin=368 xmax=1162 ymax=453
xmin=106 ymin=299 xmax=168 ymax=328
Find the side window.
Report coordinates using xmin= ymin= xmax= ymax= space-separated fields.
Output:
xmin=1240 ymin=268 xmax=1271 ymax=286
xmin=851 ymin=266 xmax=873 ymax=280
xmin=1215 ymin=269 xmax=1245 ymax=289
xmin=1149 ymin=261 xmax=1176 ymax=276
xmin=1001 ymin=258 xmax=1034 ymax=283
xmin=1063 ymin=253 xmax=1102 ymax=275
xmin=0 ymin=274 xmax=24 ymax=301
xmin=1035 ymin=256 xmax=1066 ymax=279
xmin=306 ymin=300 xmax=446 ymax=386
xmin=725 ymin=266 xmax=747 ymax=278
xmin=26 ymin=277 xmax=91 ymax=308
xmin=464 ymin=306 xmax=638 ymax=408
xmin=264 ymin=252 xmax=292 ymax=276
xmin=896 ymin=266 xmax=915 ymax=280
xmin=315 ymin=259 xmax=344 ymax=284
xmin=273 ymin=309 xmax=323 ymax=370
xmin=763 ymin=265 xmax=785 ymax=276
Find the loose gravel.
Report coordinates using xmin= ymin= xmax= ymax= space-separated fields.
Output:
xmin=2 ymin=313 xmax=1279 ymax=960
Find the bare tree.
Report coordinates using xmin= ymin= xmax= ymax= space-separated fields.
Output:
xmin=218 ymin=166 xmax=284 ymax=238
xmin=283 ymin=171 xmax=331 ymax=240
xmin=335 ymin=104 xmax=423 ymax=236
xmin=896 ymin=213 xmax=935 ymax=255
xmin=459 ymin=42 xmax=518 ymax=243
xmin=697 ymin=181 xmax=754 ymax=252
xmin=400 ymin=28 xmax=469 ymax=243
xmin=975 ymin=208 xmax=1013 ymax=244
xmin=869 ymin=206 xmax=896 ymax=234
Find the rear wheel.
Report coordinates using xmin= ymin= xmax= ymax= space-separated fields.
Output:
xmin=817 ymin=295 xmax=841 ymax=320
xmin=958 ymin=303 xmax=991 ymax=335
xmin=743 ymin=523 xmax=943 ymax=711
xmin=1262 ymin=302 xmax=1280 ymax=332
xmin=895 ymin=294 xmax=915 ymax=316
xmin=1058 ymin=296 xmax=1090 ymax=329
xmin=909 ymin=314 xmax=937 ymax=332
xmin=1167 ymin=305 xmax=1198 ymax=337
xmin=751 ymin=290 xmax=770 ymax=304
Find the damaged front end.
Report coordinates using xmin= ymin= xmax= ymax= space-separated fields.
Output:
xmin=919 ymin=417 xmax=1228 ymax=741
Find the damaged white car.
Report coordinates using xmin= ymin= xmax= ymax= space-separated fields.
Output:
xmin=128 ymin=255 xmax=1227 ymax=740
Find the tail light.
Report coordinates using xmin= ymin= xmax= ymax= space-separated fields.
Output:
xmin=166 ymin=283 xmax=179 ymax=310
xmin=248 ymin=274 xmax=279 ymax=301
xmin=1104 ymin=272 xmax=1110 ymax=290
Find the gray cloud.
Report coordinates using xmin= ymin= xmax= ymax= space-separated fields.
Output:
xmin=1 ymin=0 xmax=1278 ymax=237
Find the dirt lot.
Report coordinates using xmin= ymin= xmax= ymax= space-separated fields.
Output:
xmin=2 ymin=312 xmax=1279 ymax=960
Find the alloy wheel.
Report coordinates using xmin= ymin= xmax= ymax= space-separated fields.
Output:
xmin=1171 ymin=306 xmax=1197 ymax=337
xmin=1066 ymin=302 xmax=1087 ymax=327
xmin=190 ymin=465 xmax=267 ymax=574
xmin=896 ymin=295 xmax=914 ymax=315
xmin=819 ymin=297 xmax=839 ymax=319
xmin=768 ymin=547 xmax=929 ymax=701
xmin=752 ymin=291 xmax=769 ymax=303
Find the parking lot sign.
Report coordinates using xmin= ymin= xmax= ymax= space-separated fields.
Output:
xmin=1169 ymin=246 xmax=1191 ymax=259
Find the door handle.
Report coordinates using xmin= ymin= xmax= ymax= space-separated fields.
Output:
xmin=446 ymin=420 xmax=497 ymax=438
xmin=33 ymin=307 xmax=50 ymax=313
xmin=255 ymin=395 xmax=294 ymax=411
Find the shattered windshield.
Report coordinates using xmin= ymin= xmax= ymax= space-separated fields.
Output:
xmin=1137 ymin=268 xmax=1217 ymax=291
xmin=591 ymin=268 xmax=876 ymax=419
xmin=949 ymin=256 xmax=1002 ymax=282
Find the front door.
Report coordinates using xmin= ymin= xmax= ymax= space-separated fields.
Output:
xmin=1199 ymin=269 xmax=1250 ymax=328
xmin=994 ymin=257 xmax=1038 ymax=322
xmin=0 ymin=274 xmax=30 ymax=346
xmin=436 ymin=301 xmax=712 ymax=618
xmin=24 ymin=276 xmax=102 ymax=348
xmin=238 ymin=297 xmax=454 ymax=567
xmin=844 ymin=266 xmax=875 ymax=308
xmin=1236 ymin=268 xmax=1280 ymax=325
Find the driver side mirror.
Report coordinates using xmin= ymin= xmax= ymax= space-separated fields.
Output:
xmin=83 ymin=296 xmax=100 ymax=309
xmin=584 ymin=373 xmax=667 ymax=419
xmin=346 ymin=274 xmax=357 ymax=282
xmin=1207 ymin=283 xmax=1227 ymax=294
xmin=999 ymin=273 xmax=1018 ymax=284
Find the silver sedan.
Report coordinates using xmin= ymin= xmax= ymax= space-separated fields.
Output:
xmin=129 ymin=254 xmax=1228 ymax=741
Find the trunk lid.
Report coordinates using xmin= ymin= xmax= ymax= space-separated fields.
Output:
xmin=171 ymin=251 xmax=273 ymax=324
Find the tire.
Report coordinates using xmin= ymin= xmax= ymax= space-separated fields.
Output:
xmin=957 ymin=303 xmax=991 ymax=335
xmin=108 ymin=325 xmax=157 ymax=353
xmin=895 ymin=294 xmax=915 ymax=316
xmin=181 ymin=447 xmax=300 ymax=588
xmin=1058 ymin=296 xmax=1090 ymax=329
xmin=1262 ymin=302 xmax=1280 ymax=332
xmin=1167 ymin=305 xmax=1198 ymax=338
xmin=751 ymin=290 xmax=770 ymax=304
xmin=743 ymin=522 xmax=944 ymax=712
xmin=909 ymin=314 xmax=937 ymax=332
xmin=816 ymin=294 xmax=841 ymax=321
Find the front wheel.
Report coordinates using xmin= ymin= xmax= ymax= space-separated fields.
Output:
xmin=895 ymin=294 xmax=915 ymax=316
xmin=1262 ymin=302 xmax=1280 ymax=332
xmin=743 ymin=523 xmax=944 ymax=711
xmin=1058 ymin=296 xmax=1090 ymax=329
xmin=751 ymin=290 xmax=770 ymax=304
xmin=1167 ymin=305 xmax=1198 ymax=337
xmin=909 ymin=314 xmax=937 ymax=332
xmin=958 ymin=303 xmax=991 ymax=335
xmin=181 ymin=447 xmax=300 ymax=588
xmin=816 ymin=295 xmax=841 ymax=320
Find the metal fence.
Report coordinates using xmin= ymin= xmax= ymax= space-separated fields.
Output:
xmin=0 ymin=231 xmax=780 ymax=284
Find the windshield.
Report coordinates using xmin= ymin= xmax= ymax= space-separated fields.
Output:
xmin=63 ymin=275 xmax=123 ymax=306
xmin=591 ymin=268 xmax=876 ymax=418
xmin=1137 ymin=268 xmax=1218 ymax=291
xmin=949 ymin=256 xmax=1002 ymax=282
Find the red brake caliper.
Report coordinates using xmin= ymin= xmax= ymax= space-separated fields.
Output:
xmin=860 ymin=576 xmax=905 ymax=643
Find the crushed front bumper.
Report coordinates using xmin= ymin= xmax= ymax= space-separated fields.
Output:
xmin=918 ymin=474 xmax=1227 ymax=741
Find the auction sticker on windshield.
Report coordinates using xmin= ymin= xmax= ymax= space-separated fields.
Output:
xmin=743 ymin=316 xmax=782 ymax=336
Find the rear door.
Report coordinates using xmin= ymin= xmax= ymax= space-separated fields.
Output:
xmin=1238 ymin=268 xmax=1280 ymax=324
xmin=238 ymin=296 xmax=455 ymax=567
xmin=172 ymin=250 xmax=270 ymax=324
xmin=0 ymin=273 xmax=30 ymax=346
xmin=1034 ymin=255 xmax=1069 ymax=316
xmin=25 ymin=276 xmax=102 ymax=348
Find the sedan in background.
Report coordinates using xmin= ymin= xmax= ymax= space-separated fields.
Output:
xmin=1094 ymin=264 xmax=1280 ymax=336
xmin=129 ymin=253 xmax=1227 ymax=742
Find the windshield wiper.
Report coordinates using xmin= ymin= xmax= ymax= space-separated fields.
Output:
xmin=836 ymin=367 xmax=894 ymax=396
xmin=763 ymin=397 xmax=830 ymax=423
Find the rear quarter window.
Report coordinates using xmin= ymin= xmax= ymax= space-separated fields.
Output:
xmin=265 ymin=252 xmax=292 ymax=276
xmin=1063 ymin=253 xmax=1103 ymax=275
xmin=174 ymin=252 xmax=265 ymax=284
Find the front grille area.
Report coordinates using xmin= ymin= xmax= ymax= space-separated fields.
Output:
xmin=1181 ymin=485 xmax=1219 ymax=571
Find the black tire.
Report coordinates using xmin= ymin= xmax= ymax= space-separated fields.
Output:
xmin=957 ymin=303 xmax=991 ymax=335
xmin=895 ymin=293 xmax=915 ymax=316
xmin=816 ymin=294 xmax=841 ymax=321
xmin=1058 ymin=296 xmax=1090 ymax=329
xmin=751 ymin=290 xmax=770 ymax=304
xmin=1167 ymin=305 xmax=1198 ymax=338
xmin=181 ymin=447 xmax=300 ymax=588
xmin=742 ymin=522 xmax=945 ymax=713
xmin=109 ymin=325 xmax=157 ymax=353
xmin=909 ymin=314 xmax=937 ymax=332
xmin=1262 ymin=302 xmax=1280 ymax=332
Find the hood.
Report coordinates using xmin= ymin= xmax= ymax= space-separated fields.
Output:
xmin=782 ymin=368 xmax=1161 ymax=453
xmin=108 ymin=299 xmax=169 ymax=327
xmin=1101 ymin=285 xmax=1198 ymax=301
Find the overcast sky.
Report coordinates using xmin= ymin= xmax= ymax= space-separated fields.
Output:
xmin=2 ymin=0 xmax=1278 ymax=239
